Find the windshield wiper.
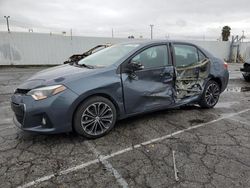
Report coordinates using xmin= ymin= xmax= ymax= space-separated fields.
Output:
xmin=76 ymin=63 xmax=95 ymax=69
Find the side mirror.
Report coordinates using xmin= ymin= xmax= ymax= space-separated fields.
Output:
xmin=126 ymin=61 xmax=144 ymax=73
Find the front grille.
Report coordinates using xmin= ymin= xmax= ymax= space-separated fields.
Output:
xmin=11 ymin=102 xmax=25 ymax=124
xmin=14 ymin=88 xmax=30 ymax=95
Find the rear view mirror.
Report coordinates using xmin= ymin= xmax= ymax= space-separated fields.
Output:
xmin=126 ymin=61 xmax=144 ymax=73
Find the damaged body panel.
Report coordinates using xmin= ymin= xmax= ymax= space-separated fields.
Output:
xmin=11 ymin=40 xmax=229 ymax=137
xmin=175 ymin=59 xmax=210 ymax=100
xmin=122 ymin=66 xmax=175 ymax=114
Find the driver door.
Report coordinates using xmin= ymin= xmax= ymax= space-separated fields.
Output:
xmin=121 ymin=45 xmax=175 ymax=115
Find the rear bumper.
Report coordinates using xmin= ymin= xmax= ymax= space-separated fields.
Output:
xmin=220 ymin=70 xmax=229 ymax=93
xmin=240 ymin=68 xmax=246 ymax=72
xmin=240 ymin=68 xmax=250 ymax=73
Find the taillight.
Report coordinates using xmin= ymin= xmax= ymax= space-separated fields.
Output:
xmin=223 ymin=62 xmax=228 ymax=69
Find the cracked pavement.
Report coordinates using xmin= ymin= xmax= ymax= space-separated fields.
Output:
xmin=0 ymin=64 xmax=250 ymax=188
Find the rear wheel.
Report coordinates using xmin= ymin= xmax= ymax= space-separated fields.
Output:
xmin=74 ymin=96 xmax=117 ymax=138
xmin=199 ymin=80 xmax=220 ymax=108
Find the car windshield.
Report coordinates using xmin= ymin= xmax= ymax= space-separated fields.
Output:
xmin=78 ymin=44 xmax=139 ymax=67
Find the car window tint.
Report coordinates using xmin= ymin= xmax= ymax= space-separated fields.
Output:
xmin=132 ymin=45 xmax=168 ymax=69
xmin=198 ymin=50 xmax=206 ymax=61
xmin=173 ymin=44 xmax=199 ymax=67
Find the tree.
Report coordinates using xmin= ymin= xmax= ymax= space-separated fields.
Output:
xmin=221 ymin=26 xmax=231 ymax=41
xmin=128 ymin=35 xmax=135 ymax=39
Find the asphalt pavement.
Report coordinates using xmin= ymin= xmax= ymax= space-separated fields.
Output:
xmin=0 ymin=63 xmax=250 ymax=188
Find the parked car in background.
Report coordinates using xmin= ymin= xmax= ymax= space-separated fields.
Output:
xmin=11 ymin=40 xmax=229 ymax=138
xmin=64 ymin=44 xmax=111 ymax=64
xmin=240 ymin=59 xmax=250 ymax=81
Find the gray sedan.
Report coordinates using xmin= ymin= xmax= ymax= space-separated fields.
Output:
xmin=11 ymin=40 xmax=229 ymax=138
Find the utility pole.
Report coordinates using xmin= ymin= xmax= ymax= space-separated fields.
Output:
xmin=112 ymin=28 xmax=114 ymax=38
xmin=203 ymin=34 xmax=205 ymax=41
xmin=242 ymin=30 xmax=245 ymax=42
xmin=70 ymin=29 xmax=73 ymax=40
xmin=150 ymin=24 xmax=154 ymax=39
xmin=4 ymin=16 xmax=10 ymax=33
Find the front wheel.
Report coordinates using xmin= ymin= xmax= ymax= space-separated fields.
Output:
xmin=74 ymin=96 xmax=117 ymax=138
xmin=199 ymin=80 xmax=221 ymax=108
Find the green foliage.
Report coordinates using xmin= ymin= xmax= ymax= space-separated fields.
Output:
xmin=222 ymin=26 xmax=231 ymax=41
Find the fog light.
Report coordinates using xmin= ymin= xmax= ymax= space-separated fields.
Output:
xmin=42 ymin=117 xmax=47 ymax=125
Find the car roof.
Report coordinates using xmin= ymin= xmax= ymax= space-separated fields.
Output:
xmin=117 ymin=40 xmax=215 ymax=59
xmin=119 ymin=39 xmax=200 ymax=47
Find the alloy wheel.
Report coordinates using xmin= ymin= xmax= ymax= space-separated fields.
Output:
xmin=81 ymin=102 xmax=113 ymax=136
xmin=205 ymin=83 xmax=220 ymax=106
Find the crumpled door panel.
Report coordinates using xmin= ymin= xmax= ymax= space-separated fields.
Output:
xmin=175 ymin=59 xmax=210 ymax=100
xmin=122 ymin=66 xmax=175 ymax=114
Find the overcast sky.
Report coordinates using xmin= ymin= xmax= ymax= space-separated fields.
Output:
xmin=0 ymin=0 xmax=250 ymax=40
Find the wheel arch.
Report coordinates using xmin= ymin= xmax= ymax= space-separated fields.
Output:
xmin=71 ymin=93 xmax=121 ymax=131
xmin=208 ymin=76 xmax=222 ymax=91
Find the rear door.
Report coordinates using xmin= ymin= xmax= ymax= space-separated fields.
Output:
xmin=121 ymin=44 xmax=175 ymax=114
xmin=172 ymin=43 xmax=210 ymax=101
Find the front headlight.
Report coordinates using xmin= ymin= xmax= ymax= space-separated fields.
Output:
xmin=27 ymin=85 xmax=66 ymax=100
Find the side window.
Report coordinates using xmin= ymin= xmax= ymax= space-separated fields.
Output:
xmin=198 ymin=50 xmax=206 ymax=61
xmin=131 ymin=45 xmax=168 ymax=69
xmin=173 ymin=44 xmax=199 ymax=67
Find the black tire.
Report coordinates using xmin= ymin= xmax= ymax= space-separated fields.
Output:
xmin=243 ymin=73 xmax=250 ymax=82
xmin=74 ymin=96 xmax=117 ymax=138
xmin=199 ymin=80 xmax=221 ymax=108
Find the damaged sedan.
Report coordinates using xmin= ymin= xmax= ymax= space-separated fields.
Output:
xmin=11 ymin=41 xmax=229 ymax=138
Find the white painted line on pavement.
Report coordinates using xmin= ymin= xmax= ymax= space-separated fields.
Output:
xmin=86 ymin=142 xmax=129 ymax=188
xmin=0 ymin=125 xmax=15 ymax=131
xmin=17 ymin=159 xmax=100 ymax=188
xmin=18 ymin=108 xmax=250 ymax=188
xmin=227 ymin=117 xmax=250 ymax=126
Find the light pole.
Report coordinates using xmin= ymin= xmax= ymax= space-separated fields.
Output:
xmin=150 ymin=24 xmax=154 ymax=39
xmin=4 ymin=16 xmax=10 ymax=33
xmin=242 ymin=30 xmax=245 ymax=42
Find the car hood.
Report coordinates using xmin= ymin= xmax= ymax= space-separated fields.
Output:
xmin=17 ymin=64 xmax=100 ymax=90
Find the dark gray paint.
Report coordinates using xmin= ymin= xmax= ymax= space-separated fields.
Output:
xmin=10 ymin=40 xmax=229 ymax=134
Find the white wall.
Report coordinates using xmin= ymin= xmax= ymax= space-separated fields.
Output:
xmin=239 ymin=42 xmax=250 ymax=61
xmin=0 ymin=32 xmax=132 ymax=65
xmin=0 ymin=32 xmax=234 ymax=65
xmin=191 ymin=41 xmax=230 ymax=61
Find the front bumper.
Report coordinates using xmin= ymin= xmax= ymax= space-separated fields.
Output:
xmin=240 ymin=68 xmax=248 ymax=72
xmin=240 ymin=67 xmax=250 ymax=78
xmin=240 ymin=63 xmax=250 ymax=73
xmin=11 ymin=88 xmax=79 ymax=134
